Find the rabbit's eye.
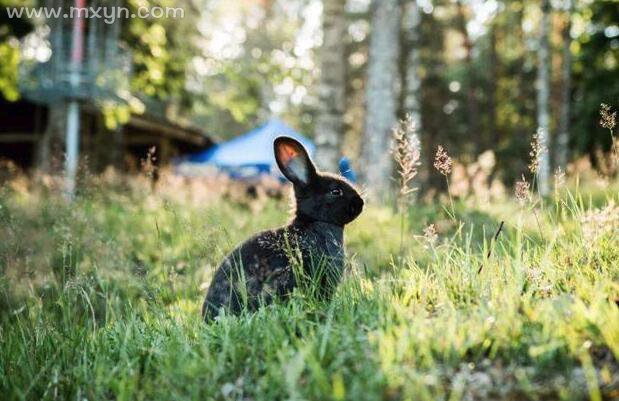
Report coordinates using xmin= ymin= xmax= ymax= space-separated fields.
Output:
xmin=329 ymin=188 xmax=344 ymax=197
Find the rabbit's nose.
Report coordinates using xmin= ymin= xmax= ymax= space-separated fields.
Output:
xmin=349 ymin=197 xmax=364 ymax=217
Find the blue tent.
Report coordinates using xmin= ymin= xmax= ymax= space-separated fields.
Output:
xmin=183 ymin=118 xmax=315 ymax=179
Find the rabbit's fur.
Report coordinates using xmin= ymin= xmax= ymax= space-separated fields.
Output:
xmin=202 ymin=137 xmax=364 ymax=321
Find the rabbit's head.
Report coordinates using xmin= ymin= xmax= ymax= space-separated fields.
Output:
xmin=274 ymin=137 xmax=364 ymax=226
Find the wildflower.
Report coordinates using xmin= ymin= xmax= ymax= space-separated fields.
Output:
xmin=528 ymin=129 xmax=547 ymax=174
xmin=600 ymin=103 xmax=616 ymax=131
xmin=391 ymin=114 xmax=421 ymax=199
xmin=434 ymin=145 xmax=453 ymax=176
xmin=514 ymin=175 xmax=530 ymax=205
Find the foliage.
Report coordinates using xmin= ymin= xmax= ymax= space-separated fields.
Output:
xmin=124 ymin=0 xmax=195 ymax=100
xmin=572 ymin=0 xmax=619 ymax=156
xmin=0 ymin=41 xmax=20 ymax=101
xmin=0 ymin=0 xmax=33 ymax=101
xmin=0 ymin=0 xmax=33 ymax=41
xmin=0 ymin=173 xmax=618 ymax=400
xmin=1 ymin=0 xmax=617 ymax=172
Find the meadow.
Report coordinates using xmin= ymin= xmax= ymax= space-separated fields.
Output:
xmin=0 ymin=168 xmax=618 ymax=401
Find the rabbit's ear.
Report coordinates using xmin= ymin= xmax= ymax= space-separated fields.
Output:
xmin=274 ymin=136 xmax=317 ymax=186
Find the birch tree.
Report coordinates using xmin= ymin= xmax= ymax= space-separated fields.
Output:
xmin=536 ymin=0 xmax=552 ymax=196
xmin=361 ymin=0 xmax=401 ymax=198
xmin=315 ymin=0 xmax=347 ymax=171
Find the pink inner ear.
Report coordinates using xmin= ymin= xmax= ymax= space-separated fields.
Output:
xmin=277 ymin=142 xmax=301 ymax=167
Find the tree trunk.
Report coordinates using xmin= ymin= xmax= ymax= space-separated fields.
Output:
xmin=456 ymin=0 xmax=481 ymax=154
xmin=488 ymin=22 xmax=499 ymax=146
xmin=361 ymin=0 xmax=401 ymax=199
xmin=536 ymin=0 xmax=552 ymax=196
xmin=402 ymin=0 xmax=422 ymax=147
xmin=314 ymin=0 xmax=347 ymax=171
xmin=555 ymin=0 xmax=572 ymax=169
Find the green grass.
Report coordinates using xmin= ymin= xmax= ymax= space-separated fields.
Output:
xmin=0 ymin=177 xmax=618 ymax=401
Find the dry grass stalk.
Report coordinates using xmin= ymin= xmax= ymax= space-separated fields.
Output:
xmin=391 ymin=114 xmax=421 ymax=202
xmin=528 ymin=129 xmax=547 ymax=174
xmin=434 ymin=145 xmax=452 ymax=176
xmin=423 ymin=223 xmax=438 ymax=248
xmin=477 ymin=220 xmax=504 ymax=274
xmin=600 ymin=103 xmax=616 ymax=131
xmin=600 ymin=103 xmax=618 ymax=170
xmin=515 ymin=175 xmax=531 ymax=205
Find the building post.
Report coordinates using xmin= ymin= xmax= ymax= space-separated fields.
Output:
xmin=65 ymin=0 xmax=86 ymax=199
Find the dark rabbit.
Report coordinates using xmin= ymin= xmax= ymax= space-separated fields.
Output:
xmin=202 ymin=136 xmax=364 ymax=321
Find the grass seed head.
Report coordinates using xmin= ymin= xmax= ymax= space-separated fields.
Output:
xmin=423 ymin=223 xmax=438 ymax=248
xmin=434 ymin=145 xmax=453 ymax=176
xmin=391 ymin=114 xmax=421 ymax=200
xmin=599 ymin=103 xmax=618 ymax=171
xmin=528 ymin=129 xmax=547 ymax=174
xmin=600 ymin=103 xmax=616 ymax=131
xmin=514 ymin=175 xmax=530 ymax=205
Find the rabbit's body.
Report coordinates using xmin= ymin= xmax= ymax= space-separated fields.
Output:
xmin=202 ymin=219 xmax=344 ymax=319
xmin=202 ymin=137 xmax=363 ymax=321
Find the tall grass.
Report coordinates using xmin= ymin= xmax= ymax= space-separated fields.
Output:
xmin=0 ymin=166 xmax=618 ymax=400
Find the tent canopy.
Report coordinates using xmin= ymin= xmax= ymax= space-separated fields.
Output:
xmin=183 ymin=118 xmax=315 ymax=178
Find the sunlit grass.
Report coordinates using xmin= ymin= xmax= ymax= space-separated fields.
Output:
xmin=0 ymin=179 xmax=618 ymax=400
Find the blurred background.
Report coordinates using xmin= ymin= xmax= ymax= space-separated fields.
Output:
xmin=0 ymin=0 xmax=617 ymax=197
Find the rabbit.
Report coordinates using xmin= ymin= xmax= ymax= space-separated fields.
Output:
xmin=202 ymin=136 xmax=364 ymax=321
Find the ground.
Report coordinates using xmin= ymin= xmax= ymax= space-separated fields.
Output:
xmin=0 ymin=173 xmax=618 ymax=401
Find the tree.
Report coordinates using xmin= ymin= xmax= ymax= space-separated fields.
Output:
xmin=487 ymin=20 xmax=499 ymax=146
xmin=361 ymin=0 xmax=401 ymax=198
xmin=455 ymin=0 xmax=481 ymax=154
xmin=314 ymin=0 xmax=347 ymax=171
xmin=125 ymin=0 xmax=199 ymax=106
xmin=555 ymin=0 xmax=573 ymax=169
xmin=536 ymin=0 xmax=551 ymax=196
xmin=401 ymin=0 xmax=422 ymax=152
xmin=0 ymin=0 xmax=33 ymax=101
xmin=572 ymin=0 xmax=619 ymax=156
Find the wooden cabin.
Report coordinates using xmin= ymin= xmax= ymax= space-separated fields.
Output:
xmin=0 ymin=97 xmax=213 ymax=172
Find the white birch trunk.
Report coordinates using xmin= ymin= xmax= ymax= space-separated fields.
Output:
xmin=536 ymin=0 xmax=552 ymax=196
xmin=361 ymin=0 xmax=401 ymax=198
xmin=315 ymin=0 xmax=347 ymax=171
